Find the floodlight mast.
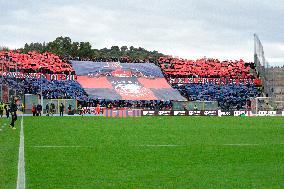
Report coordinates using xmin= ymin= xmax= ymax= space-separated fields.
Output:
xmin=1 ymin=62 xmax=3 ymax=102
xmin=15 ymin=61 xmax=17 ymax=97
xmin=41 ymin=80 xmax=43 ymax=108
xmin=40 ymin=66 xmax=43 ymax=109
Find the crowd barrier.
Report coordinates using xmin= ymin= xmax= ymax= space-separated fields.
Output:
xmin=172 ymin=101 xmax=218 ymax=111
xmin=82 ymin=107 xmax=103 ymax=115
xmin=24 ymin=94 xmax=77 ymax=114
xmin=142 ymin=110 xmax=284 ymax=117
xmin=104 ymin=109 xmax=142 ymax=117
xmin=87 ymin=109 xmax=284 ymax=117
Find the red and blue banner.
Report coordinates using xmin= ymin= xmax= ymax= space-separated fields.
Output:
xmin=73 ymin=61 xmax=186 ymax=101
xmin=70 ymin=61 xmax=164 ymax=78
xmin=77 ymin=76 xmax=185 ymax=100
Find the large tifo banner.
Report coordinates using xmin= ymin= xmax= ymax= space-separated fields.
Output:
xmin=0 ymin=71 xmax=76 ymax=81
xmin=71 ymin=61 xmax=164 ymax=77
xmin=71 ymin=61 xmax=186 ymax=101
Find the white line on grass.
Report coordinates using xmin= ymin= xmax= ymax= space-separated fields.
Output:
xmin=16 ymin=116 xmax=25 ymax=189
xmin=223 ymin=143 xmax=261 ymax=146
xmin=139 ymin=144 xmax=284 ymax=147
xmin=32 ymin=146 xmax=92 ymax=148
xmin=138 ymin=144 xmax=185 ymax=147
xmin=31 ymin=145 xmax=185 ymax=148
xmin=31 ymin=143 xmax=284 ymax=148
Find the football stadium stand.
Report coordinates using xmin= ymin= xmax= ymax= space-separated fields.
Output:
xmin=158 ymin=56 xmax=262 ymax=109
xmin=0 ymin=51 xmax=264 ymax=110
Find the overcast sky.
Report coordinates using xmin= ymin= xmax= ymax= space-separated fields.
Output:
xmin=0 ymin=0 xmax=283 ymax=65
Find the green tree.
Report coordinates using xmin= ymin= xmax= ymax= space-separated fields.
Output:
xmin=0 ymin=46 xmax=10 ymax=51
xmin=18 ymin=36 xmax=166 ymax=62
xmin=120 ymin=46 xmax=128 ymax=53
xmin=70 ymin=42 xmax=79 ymax=58
xmin=46 ymin=36 xmax=72 ymax=57
xmin=77 ymin=42 xmax=92 ymax=58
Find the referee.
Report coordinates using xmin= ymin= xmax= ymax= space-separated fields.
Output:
xmin=9 ymin=98 xmax=18 ymax=130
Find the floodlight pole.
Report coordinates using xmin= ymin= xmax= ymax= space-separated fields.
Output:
xmin=41 ymin=80 xmax=43 ymax=108
xmin=15 ymin=61 xmax=17 ymax=97
xmin=0 ymin=59 xmax=4 ymax=102
xmin=1 ymin=62 xmax=3 ymax=102
xmin=40 ymin=67 xmax=43 ymax=109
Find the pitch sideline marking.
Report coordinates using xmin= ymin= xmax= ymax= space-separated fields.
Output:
xmin=16 ymin=115 xmax=25 ymax=189
xmin=223 ymin=143 xmax=260 ymax=146
xmin=138 ymin=144 xmax=185 ymax=147
xmin=32 ymin=145 xmax=92 ymax=148
xmin=31 ymin=143 xmax=284 ymax=148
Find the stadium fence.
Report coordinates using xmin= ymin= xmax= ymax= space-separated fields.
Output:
xmin=24 ymin=94 xmax=77 ymax=114
xmin=172 ymin=101 xmax=218 ymax=111
xmin=251 ymin=96 xmax=284 ymax=115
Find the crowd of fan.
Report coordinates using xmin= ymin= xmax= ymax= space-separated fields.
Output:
xmin=0 ymin=51 xmax=264 ymax=110
xmin=156 ymin=56 xmax=262 ymax=109
xmin=173 ymin=84 xmax=262 ymax=110
xmin=1 ymin=77 xmax=88 ymax=101
xmin=1 ymin=77 xmax=173 ymax=109
xmin=0 ymin=50 xmax=74 ymax=74
xmin=158 ymin=56 xmax=256 ymax=79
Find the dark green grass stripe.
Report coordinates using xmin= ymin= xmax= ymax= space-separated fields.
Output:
xmin=23 ymin=116 xmax=284 ymax=189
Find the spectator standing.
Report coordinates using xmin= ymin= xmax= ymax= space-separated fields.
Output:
xmin=68 ymin=104 xmax=72 ymax=115
xmin=107 ymin=102 xmax=112 ymax=109
xmin=77 ymin=105 xmax=83 ymax=116
xmin=37 ymin=104 xmax=42 ymax=116
xmin=194 ymin=104 xmax=198 ymax=111
xmin=46 ymin=103 xmax=49 ymax=116
xmin=21 ymin=103 xmax=25 ymax=113
xmin=9 ymin=98 xmax=18 ymax=130
xmin=59 ymin=103 xmax=64 ymax=116
xmin=183 ymin=103 xmax=188 ymax=111
xmin=32 ymin=103 xmax=36 ymax=116
xmin=4 ymin=104 xmax=9 ymax=118
xmin=50 ymin=103 xmax=55 ymax=116
xmin=96 ymin=104 xmax=100 ymax=115
xmin=0 ymin=102 xmax=4 ymax=118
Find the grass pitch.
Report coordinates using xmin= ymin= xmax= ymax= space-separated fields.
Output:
xmin=0 ymin=117 xmax=19 ymax=189
xmin=1 ymin=116 xmax=284 ymax=188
